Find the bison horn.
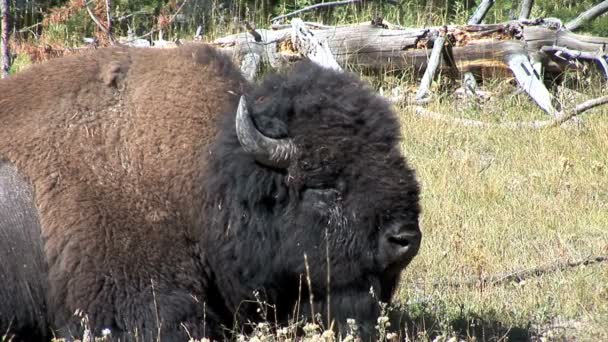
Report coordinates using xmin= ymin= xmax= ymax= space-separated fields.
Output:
xmin=235 ymin=96 xmax=296 ymax=168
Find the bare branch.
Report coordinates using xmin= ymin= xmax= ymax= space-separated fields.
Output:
xmin=85 ymin=0 xmax=115 ymax=44
xmin=468 ymin=0 xmax=495 ymax=25
xmin=551 ymin=94 xmax=608 ymax=126
xmin=271 ymin=21 xmax=333 ymax=30
xmin=415 ymin=94 xmax=608 ymax=129
xmin=542 ymin=45 xmax=608 ymax=78
xmin=415 ymin=33 xmax=446 ymax=103
xmin=115 ymin=10 xmax=151 ymax=22
xmin=272 ymin=0 xmax=398 ymax=23
xmin=418 ymin=255 xmax=608 ymax=288
xmin=519 ymin=0 xmax=534 ymax=20
xmin=565 ymin=0 xmax=608 ymax=32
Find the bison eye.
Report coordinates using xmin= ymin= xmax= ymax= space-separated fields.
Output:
xmin=301 ymin=160 xmax=312 ymax=170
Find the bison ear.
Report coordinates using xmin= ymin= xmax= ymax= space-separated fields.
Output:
xmin=235 ymin=96 xmax=297 ymax=169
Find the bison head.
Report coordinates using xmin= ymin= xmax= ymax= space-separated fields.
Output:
xmin=200 ymin=60 xmax=421 ymax=339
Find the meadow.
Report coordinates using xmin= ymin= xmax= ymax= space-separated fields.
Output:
xmin=393 ymin=85 xmax=608 ymax=341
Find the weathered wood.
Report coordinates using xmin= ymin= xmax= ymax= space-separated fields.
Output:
xmin=468 ymin=0 xmax=495 ymax=25
xmin=541 ymin=45 xmax=608 ymax=78
xmin=506 ymin=53 xmax=557 ymax=116
xmin=240 ymin=53 xmax=261 ymax=82
xmin=215 ymin=21 xmax=608 ymax=77
xmin=214 ymin=19 xmax=608 ymax=116
xmin=291 ymin=18 xmax=342 ymax=71
xmin=523 ymin=25 xmax=608 ymax=52
xmin=565 ymin=0 xmax=608 ymax=32
xmin=415 ymin=34 xmax=445 ymax=102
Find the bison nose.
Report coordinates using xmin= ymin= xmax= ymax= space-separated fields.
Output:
xmin=380 ymin=224 xmax=421 ymax=271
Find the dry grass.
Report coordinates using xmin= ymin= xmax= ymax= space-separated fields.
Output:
xmin=391 ymin=81 xmax=608 ymax=341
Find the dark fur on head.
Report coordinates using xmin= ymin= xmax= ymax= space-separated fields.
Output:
xmin=201 ymin=61 xmax=421 ymax=337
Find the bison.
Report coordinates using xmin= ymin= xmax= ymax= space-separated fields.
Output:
xmin=0 ymin=44 xmax=421 ymax=341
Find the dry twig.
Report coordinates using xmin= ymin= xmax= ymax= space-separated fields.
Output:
xmin=418 ymin=255 xmax=608 ymax=288
xmin=84 ymin=0 xmax=115 ymax=44
xmin=414 ymin=94 xmax=608 ymax=129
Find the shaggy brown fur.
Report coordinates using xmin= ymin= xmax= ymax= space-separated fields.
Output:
xmin=0 ymin=44 xmax=245 ymax=340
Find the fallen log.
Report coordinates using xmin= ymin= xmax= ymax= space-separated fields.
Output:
xmin=214 ymin=20 xmax=608 ymax=78
xmin=214 ymin=19 xmax=607 ymax=115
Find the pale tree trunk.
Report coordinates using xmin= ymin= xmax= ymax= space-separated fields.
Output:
xmin=105 ymin=0 xmax=113 ymax=38
xmin=1 ymin=0 xmax=9 ymax=78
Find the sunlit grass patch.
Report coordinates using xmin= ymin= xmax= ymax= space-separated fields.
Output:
xmin=393 ymin=81 xmax=608 ymax=340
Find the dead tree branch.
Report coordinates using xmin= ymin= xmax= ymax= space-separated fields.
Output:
xmin=1 ymin=0 xmax=9 ymax=78
xmin=541 ymin=45 xmax=608 ymax=78
xmin=415 ymin=32 xmax=446 ymax=102
xmin=415 ymin=94 xmax=608 ymax=129
xmin=551 ymin=94 xmax=608 ymax=126
xmin=519 ymin=0 xmax=534 ymax=20
xmin=468 ymin=0 xmax=495 ymax=25
xmin=463 ymin=0 xmax=496 ymax=103
xmin=84 ymin=0 xmax=115 ymax=44
xmin=419 ymin=255 xmax=608 ymax=289
xmin=565 ymin=0 xmax=608 ymax=32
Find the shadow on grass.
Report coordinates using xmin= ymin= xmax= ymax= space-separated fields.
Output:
xmin=389 ymin=302 xmax=535 ymax=341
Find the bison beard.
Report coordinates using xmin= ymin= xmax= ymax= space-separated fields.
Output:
xmin=0 ymin=45 xmax=421 ymax=341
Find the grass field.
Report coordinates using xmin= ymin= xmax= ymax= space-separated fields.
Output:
xmin=389 ymin=83 xmax=608 ymax=341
